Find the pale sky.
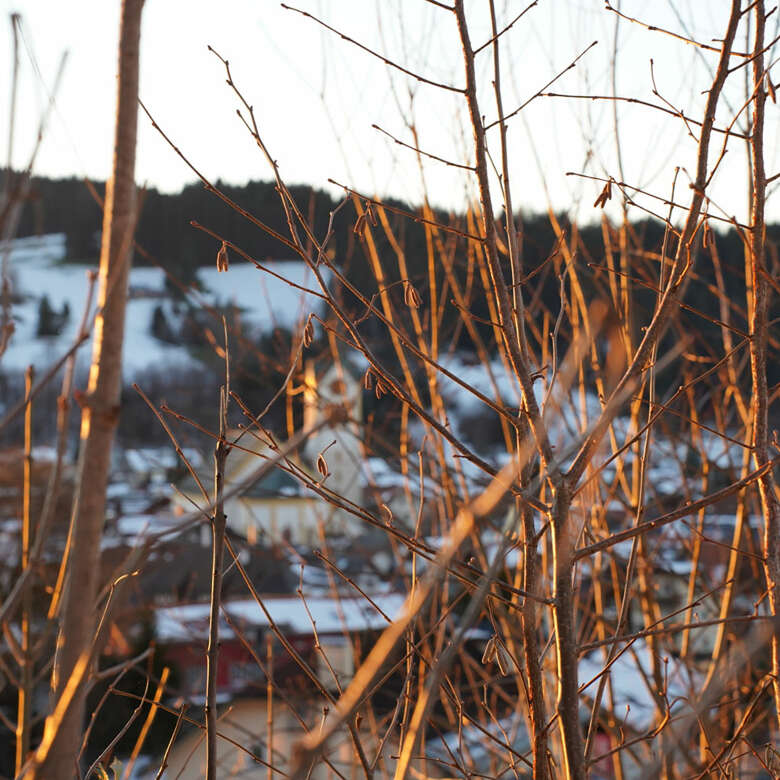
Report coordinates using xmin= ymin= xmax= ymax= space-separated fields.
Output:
xmin=2 ymin=1 xmax=779 ymax=225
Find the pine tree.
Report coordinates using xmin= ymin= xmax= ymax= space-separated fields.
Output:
xmin=35 ymin=295 xmax=55 ymax=337
xmin=150 ymin=303 xmax=175 ymax=342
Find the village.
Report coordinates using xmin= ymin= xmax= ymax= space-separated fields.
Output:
xmin=0 ymin=233 xmax=767 ymax=778
xmin=3 ymin=1 xmax=780 ymax=775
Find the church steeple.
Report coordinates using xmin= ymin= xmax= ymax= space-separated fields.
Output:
xmin=301 ymin=353 xmax=365 ymax=510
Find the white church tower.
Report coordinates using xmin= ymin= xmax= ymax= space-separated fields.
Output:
xmin=302 ymin=354 xmax=365 ymax=525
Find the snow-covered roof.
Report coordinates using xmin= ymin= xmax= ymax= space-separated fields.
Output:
xmin=579 ymin=639 xmax=695 ymax=731
xmin=114 ymin=513 xmax=181 ymax=538
xmin=124 ymin=446 xmax=203 ymax=475
xmin=427 ymin=711 xmax=530 ymax=777
xmin=430 ymin=637 xmax=695 ymax=770
xmin=154 ymin=592 xmax=406 ymax=643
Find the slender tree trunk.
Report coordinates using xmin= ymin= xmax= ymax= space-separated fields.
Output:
xmin=516 ymin=420 xmax=548 ymax=780
xmin=16 ymin=366 xmax=34 ymax=775
xmin=748 ymin=0 xmax=780 ymax=734
xmin=32 ymin=2 xmax=143 ymax=776
xmin=206 ymin=389 xmax=229 ymax=780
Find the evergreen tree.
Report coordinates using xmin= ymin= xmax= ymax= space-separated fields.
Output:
xmin=36 ymin=296 xmax=71 ymax=337
xmin=36 ymin=295 xmax=57 ymax=337
xmin=150 ymin=303 xmax=175 ymax=342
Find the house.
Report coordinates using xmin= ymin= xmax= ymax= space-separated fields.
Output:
xmin=171 ymin=354 xmax=366 ymax=547
xmin=154 ymin=591 xmax=406 ymax=699
xmin=153 ymin=590 xmax=418 ymax=780
xmin=160 ymin=697 xmax=385 ymax=780
xmin=121 ymin=445 xmax=204 ymax=488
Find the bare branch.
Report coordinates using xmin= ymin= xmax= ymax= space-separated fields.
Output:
xmin=281 ymin=4 xmax=465 ymax=93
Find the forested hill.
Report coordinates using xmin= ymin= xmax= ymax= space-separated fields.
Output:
xmin=4 ymin=173 xmax=353 ymax=276
xmin=3 ymin=170 xmax=765 ymax=275
xmin=2 ymin=170 xmax=774 ymax=362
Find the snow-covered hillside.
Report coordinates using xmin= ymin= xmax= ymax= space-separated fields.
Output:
xmin=0 ymin=233 xmax=325 ymax=379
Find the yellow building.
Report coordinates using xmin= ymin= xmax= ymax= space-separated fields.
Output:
xmin=172 ymin=358 xmax=366 ymax=547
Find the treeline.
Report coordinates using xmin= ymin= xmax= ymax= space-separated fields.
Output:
xmin=4 ymin=170 xmax=417 ymax=280
xmin=3 ymin=170 xmax=777 ymax=378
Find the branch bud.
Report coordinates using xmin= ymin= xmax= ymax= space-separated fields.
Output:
xmin=216 ymin=241 xmax=229 ymax=272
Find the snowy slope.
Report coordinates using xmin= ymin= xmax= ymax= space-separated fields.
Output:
xmin=0 ymin=233 xmax=326 ymax=380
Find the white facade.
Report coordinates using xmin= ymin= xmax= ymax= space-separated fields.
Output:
xmin=303 ymin=358 xmax=365 ymax=511
xmin=173 ymin=357 xmax=366 ymax=547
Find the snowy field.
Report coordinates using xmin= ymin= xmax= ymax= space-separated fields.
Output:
xmin=0 ymin=233 xmax=326 ymax=380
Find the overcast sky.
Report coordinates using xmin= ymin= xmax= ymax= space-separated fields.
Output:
xmin=2 ymin=1 xmax=780 ymax=225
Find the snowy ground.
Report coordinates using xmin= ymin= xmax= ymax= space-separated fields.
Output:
xmin=0 ymin=233 xmax=326 ymax=380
